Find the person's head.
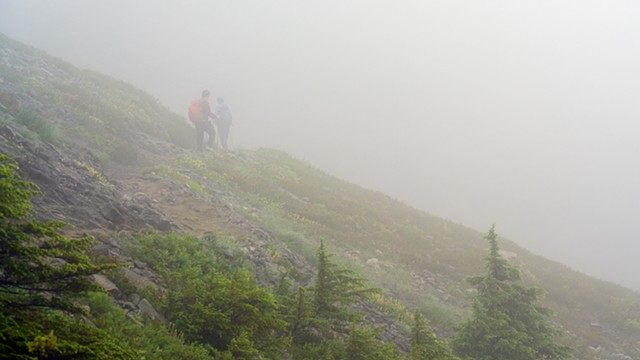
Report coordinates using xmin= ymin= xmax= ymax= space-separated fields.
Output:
xmin=201 ymin=89 xmax=210 ymax=98
xmin=216 ymin=97 xmax=224 ymax=104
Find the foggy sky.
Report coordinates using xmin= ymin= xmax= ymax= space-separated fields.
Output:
xmin=1 ymin=0 xmax=639 ymax=291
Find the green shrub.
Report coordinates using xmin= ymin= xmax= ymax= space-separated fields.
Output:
xmin=0 ymin=112 xmax=11 ymax=127
xmin=85 ymin=292 xmax=213 ymax=360
xmin=121 ymin=232 xmax=287 ymax=357
xmin=15 ymin=109 xmax=57 ymax=143
xmin=0 ymin=308 xmax=138 ymax=359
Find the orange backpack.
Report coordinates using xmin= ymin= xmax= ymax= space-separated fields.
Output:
xmin=188 ymin=99 xmax=201 ymax=123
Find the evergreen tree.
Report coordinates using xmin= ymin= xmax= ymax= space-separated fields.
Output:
xmin=452 ymin=226 xmax=571 ymax=360
xmin=314 ymin=239 xmax=336 ymax=316
xmin=288 ymin=287 xmax=323 ymax=345
xmin=410 ymin=310 xmax=456 ymax=360
xmin=314 ymin=239 xmax=374 ymax=327
xmin=344 ymin=324 xmax=403 ymax=360
xmin=227 ymin=331 xmax=261 ymax=360
xmin=0 ymin=153 xmax=130 ymax=358
xmin=225 ymin=269 xmax=287 ymax=354
xmin=0 ymin=153 xmax=113 ymax=312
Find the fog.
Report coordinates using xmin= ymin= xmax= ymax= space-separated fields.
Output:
xmin=2 ymin=0 xmax=640 ymax=291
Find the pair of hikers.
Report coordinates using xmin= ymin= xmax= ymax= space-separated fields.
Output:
xmin=189 ymin=90 xmax=233 ymax=151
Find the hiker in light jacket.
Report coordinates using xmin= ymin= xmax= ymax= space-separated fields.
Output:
xmin=213 ymin=97 xmax=233 ymax=151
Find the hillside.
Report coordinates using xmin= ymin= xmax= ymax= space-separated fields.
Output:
xmin=1 ymin=33 xmax=640 ymax=359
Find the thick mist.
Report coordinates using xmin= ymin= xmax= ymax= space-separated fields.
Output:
xmin=2 ymin=0 xmax=640 ymax=291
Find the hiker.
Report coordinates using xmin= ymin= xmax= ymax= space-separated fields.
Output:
xmin=213 ymin=96 xmax=233 ymax=150
xmin=188 ymin=90 xmax=218 ymax=151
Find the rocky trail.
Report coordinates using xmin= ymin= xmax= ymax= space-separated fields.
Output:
xmin=105 ymin=146 xmax=318 ymax=287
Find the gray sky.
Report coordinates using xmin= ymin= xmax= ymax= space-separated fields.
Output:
xmin=2 ymin=0 xmax=640 ymax=291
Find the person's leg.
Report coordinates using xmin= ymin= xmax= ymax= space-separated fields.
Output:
xmin=195 ymin=123 xmax=205 ymax=151
xmin=204 ymin=121 xmax=216 ymax=148
xmin=219 ymin=123 xmax=230 ymax=150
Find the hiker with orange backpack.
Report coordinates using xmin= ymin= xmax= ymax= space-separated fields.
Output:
xmin=188 ymin=89 xmax=218 ymax=151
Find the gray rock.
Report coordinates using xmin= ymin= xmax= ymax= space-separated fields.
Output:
xmin=138 ymin=298 xmax=162 ymax=322
xmin=93 ymin=274 xmax=121 ymax=297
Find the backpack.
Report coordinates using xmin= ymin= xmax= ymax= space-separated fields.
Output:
xmin=188 ymin=99 xmax=201 ymax=123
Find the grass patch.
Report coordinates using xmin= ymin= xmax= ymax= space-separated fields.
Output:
xmin=145 ymin=165 xmax=208 ymax=197
xmin=0 ymin=112 xmax=11 ymax=127
xmin=257 ymin=206 xmax=317 ymax=263
xmin=15 ymin=109 xmax=57 ymax=143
